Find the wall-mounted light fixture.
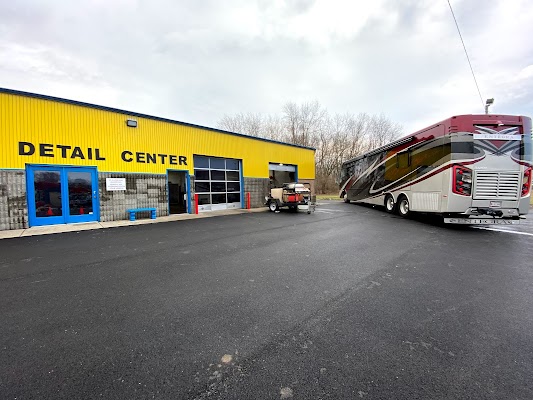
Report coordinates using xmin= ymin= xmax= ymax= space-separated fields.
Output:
xmin=126 ymin=119 xmax=138 ymax=128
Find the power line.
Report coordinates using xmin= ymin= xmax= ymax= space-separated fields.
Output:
xmin=447 ymin=0 xmax=485 ymax=109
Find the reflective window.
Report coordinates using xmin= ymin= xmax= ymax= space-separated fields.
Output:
xmin=34 ymin=171 xmax=63 ymax=217
xmin=451 ymin=141 xmax=475 ymax=155
xmin=195 ymin=182 xmax=210 ymax=192
xmin=211 ymin=170 xmax=225 ymax=181
xmin=227 ymin=193 xmax=241 ymax=203
xmin=211 ymin=182 xmax=226 ymax=192
xmin=197 ymin=194 xmax=210 ymax=205
xmin=397 ymin=152 xmax=410 ymax=168
xmin=68 ymin=172 xmax=93 ymax=215
xmin=227 ymin=181 xmax=240 ymax=192
xmin=194 ymin=156 xmax=209 ymax=168
xmin=227 ymin=171 xmax=240 ymax=181
xmin=519 ymin=133 xmax=532 ymax=162
xmin=210 ymin=158 xmax=225 ymax=169
xmin=212 ymin=193 xmax=226 ymax=204
xmin=195 ymin=170 xmax=209 ymax=180
xmin=226 ymin=159 xmax=239 ymax=170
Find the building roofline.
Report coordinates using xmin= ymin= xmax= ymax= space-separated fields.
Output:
xmin=0 ymin=87 xmax=315 ymax=151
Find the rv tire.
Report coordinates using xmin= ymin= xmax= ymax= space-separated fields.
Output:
xmin=398 ymin=195 xmax=410 ymax=218
xmin=384 ymin=195 xmax=396 ymax=213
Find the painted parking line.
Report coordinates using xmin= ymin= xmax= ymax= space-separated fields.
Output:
xmin=474 ymin=227 xmax=533 ymax=237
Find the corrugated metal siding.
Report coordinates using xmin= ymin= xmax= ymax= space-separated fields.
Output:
xmin=0 ymin=92 xmax=315 ymax=179
xmin=473 ymin=171 xmax=520 ymax=200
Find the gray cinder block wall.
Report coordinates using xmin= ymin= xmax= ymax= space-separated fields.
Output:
xmin=98 ymin=173 xmax=169 ymax=222
xmin=0 ymin=172 xmax=315 ymax=230
xmin=244 ymin=178 xmax=270 ymax=208
xmin=0 ymin=170 xmax=28 ymax=230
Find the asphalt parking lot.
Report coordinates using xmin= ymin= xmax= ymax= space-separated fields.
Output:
xmin=1 ymin=201 xmax=532 ymax=399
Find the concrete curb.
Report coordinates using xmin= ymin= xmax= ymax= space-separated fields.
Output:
xmin=0 ymin=207 xmax=269 ymax=240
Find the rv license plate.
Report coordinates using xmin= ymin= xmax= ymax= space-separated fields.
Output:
xmin=444 ymin=218 xmax=519 ymax=225
xmin=489 ymin=201 xmax=501 ymax=208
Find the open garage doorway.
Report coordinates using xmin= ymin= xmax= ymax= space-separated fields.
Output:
xmin=269 ymin=163 xmax=297 ymax=188
xmin=168 ymin=170 xmax=189 ymax=214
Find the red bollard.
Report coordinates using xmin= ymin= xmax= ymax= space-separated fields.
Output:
xmin=195 ymin=193 xmax=199 ymax=214
xmin=246 ymin=192 xmax=251 ymax=209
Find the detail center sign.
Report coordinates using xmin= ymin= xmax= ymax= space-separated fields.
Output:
xmin=18 ymin=141 xmax=188 ymax=166
xmin=106 ymin=178 xmax=127 ymax=191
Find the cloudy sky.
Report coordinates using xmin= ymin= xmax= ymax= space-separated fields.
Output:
xmin=1 ymin=0 xmax=532 ymax=135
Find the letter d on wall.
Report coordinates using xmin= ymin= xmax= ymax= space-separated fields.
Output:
xmin=19 ymin=142 xmax=35 ymax=156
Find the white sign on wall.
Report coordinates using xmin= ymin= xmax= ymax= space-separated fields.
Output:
xmin=106 ymin=178 xmax=126 ymax=191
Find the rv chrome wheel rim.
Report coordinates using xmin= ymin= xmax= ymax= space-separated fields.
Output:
xmin=386 ymin=197 xmax=394 ymax=211
xmin=399 ymin=199 xmax=409 ymax=215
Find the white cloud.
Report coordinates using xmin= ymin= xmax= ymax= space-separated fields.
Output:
xmin=0 ymin=0 xmax=532 ymax=135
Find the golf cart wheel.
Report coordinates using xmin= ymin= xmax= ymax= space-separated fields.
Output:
xmin=384 ymin=195 xmax=396 ymax=213
xmin=397 ymin=195 xmax=410 ymax=218
xmin=268 ymin=201 xmax=279 ymax=212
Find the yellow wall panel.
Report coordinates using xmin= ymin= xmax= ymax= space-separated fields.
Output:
xmin=0 ymin=91 xmax=315 ymax=179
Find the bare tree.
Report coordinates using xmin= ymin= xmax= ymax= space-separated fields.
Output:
xmin=218 ymin=113 xmax=245 ymax=133
xmin=282 ymin=101 xmax=326 ymax=147
xmin=217 ymin=103 xmax=403 ymax=194
xmin=262 ymin=115 xmax=285 ymax=142
xmin=314 ymin=113 xmax=372 ymax=193
xmin=218 ymin=112 xmax=263 ymax=137
xmin=365 ymin=113 xmax=402 ymax=151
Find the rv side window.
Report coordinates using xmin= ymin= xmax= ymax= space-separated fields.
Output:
xmin=396 ymin=151 xmax=410 ymax=168
xmin=519 ymin=133 xmax=533 ymax=162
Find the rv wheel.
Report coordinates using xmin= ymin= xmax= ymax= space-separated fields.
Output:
xmin=343 ymin=193 xmax=351 ymax=203
xmin=384 ymin=195 xmax=396 ymax=213
xmin=398 ymin=195 xmax=410 ymax=217
xmin=268 ymin=201 xmax=279 ymax=212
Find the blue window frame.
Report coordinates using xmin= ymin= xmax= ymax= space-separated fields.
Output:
xmin=26 ymin=165 xmax=100 ymax=227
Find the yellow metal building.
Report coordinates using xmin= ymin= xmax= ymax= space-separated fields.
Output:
xmin=0 ymin=88 xmax=315 ymax=230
